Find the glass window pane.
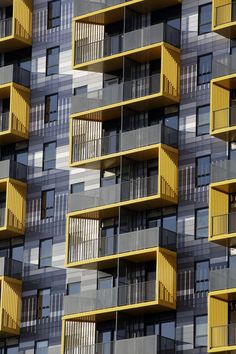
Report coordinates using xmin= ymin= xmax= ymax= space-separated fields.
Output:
xmin=196 ymin=208 xmax=208 ymax=239
xmin=36 ymin=340 xmax=48 ymax=354
xmin=68 ymin=282 xmax=81 ymax=295
xmin=161 ymin=321 xmax=175 ymax=340
xmin=12 ymin=245 xmax=24 ymax=262
xmin=71 ymin=182 xmax=84 ymax=194
xmin=40 ymin=239 xmax=53 ymax=268
xmin=199 ymin=4 xmax=212 ymax=35
xmin=7 ymin=348 xmax=18 ymax=354
xmin=38 ymin=289 xmax=51 ymax=319
xmin=196 ymin=156 xmax=210 ymax=186
xmin=197 ymin=105 xmax=210 ymax=136
xmin=43 ymin=142 xmax=56 ymax=170
xmin=195 ymin=261 xmax=209 ymax=292
xmin=48 ymin=0 xmax=61 ymax=29
xmin=46 ymin=47 xmax=59 ymax=76
xmin=41 ymin=190 xmax=55 ymax=219
xmin=198 ymin=54 xmax=212 ymax=85
xmin=195 ymin=315 xmax=207 ymax=347
xmin=45 ymin=94 xmax=58 ymax=123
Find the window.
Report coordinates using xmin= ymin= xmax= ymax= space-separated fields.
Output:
xmin=195 ymin=315 xmax=207 ymax=347
xmin=67 ymin=282 xmax=81 ymax=295
xmin=45 ymin=94 xmax=58 ymax=123
xmin=41 ymin=189 xmax=55 ymax=219
xmin=195 ymin=208 xmax=208 ymax=239
xmin=197 ymin=54 xmax=212 ymax=85
xmin=46 ymin=47 xmax=59 ymax=76
xmin=35 ymin=340 xmax=48 ymax=354
xmin=196 ymin=105 xmax=210 ymax=136
xmin=43 ymin=141 xmax=56 ymax=170
xmin=71 ymin=182 xmax=84 ymax=194
xmin=74 ymin=85 xmax=88 ymax=96
xmin=37 ymin=289 xmax=51 ymax=319
xmin=195 ymin=260 xmax=209 ymax=292
xmin=39 ymin=239 xmax=53 ymax=268
xmin=198 ymin=3 xmax=212 ymax=35
xmin=48 ymin=0 xmax=60 ymax=29
xmin=6 ymin=348 xmax=18 ymax=354
xmin=12 ymin=245 xmax=24 ymax=262
xmin=196 ymin=155 xmax=211 ymax=186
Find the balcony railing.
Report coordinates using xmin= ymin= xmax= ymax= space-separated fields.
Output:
xmin=68 ymin=226 xmax=176 ymax=264
xmin=64 ymin=280 xmax=156 ymax=315
xmin=213 ymin=53 xmax=236 ymax=79
xmin=0 ymin=112 xmax=10 ymax=132
xmin=75 ymin=23 xmax=180 ymax=65
xmin=71 ymin=74 xmax=161 ymax=115
xmin=215 ymin=2 xmax=236 ymax=27
xmin=63 ymin=334 xmax=175 ymax=354
xmin=0 ymin=160 xmax=27 ymax=182
xmin=74 ymin=0 xmax=130 ymax=17
xmin=210 ymin=267 xmax=236 ymax=292
xmin=0 ymin=18 xmax=12 ymax=38
xmin=211 ymin=159 xmax=236 ymax=183
xmin=211 ymin=212 xmax=236 ymax=237
xmin=0 ymin=257 xmax=22 ymax=280
xmin=72 ymin=124 xmax=178 ymax=163
xmin=210 ymin=323 xmax=236 ymax=349
xmin=0 ymin=205 xmax=5 ymax=227
xmin=212 ymin=107 xmax=236 ymax=131
xmin=0 ymin=64 xmax=30 ymax=88
xmin=68 ymin=174 xmax=158 ymax=212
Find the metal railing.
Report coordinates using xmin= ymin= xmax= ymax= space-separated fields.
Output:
xmin=211 ymin=212 xmax=236 ymax=237
xmin=0 ymin=64 xmax=30 ymax=88
xmin=210 ymin=267 xmax=236 ymax=291
xmin=71 ymin=73 xmax=161 ymax=115
xmin=213 ymin=53 xmax=236 ymax=79
xmin=0 ymin=257 xmax=22 ymax=280
xmin=210 ymin=323 xmax=236 ymax=349
xmin=0 ymin=112 xmax=9 ymax=132
xmin=64 ymin=334 xmax=175 ymax=354
xmin=74 ymin=0 xmax=130 ymax=17
xmin=75 ymin=23 xmax=180 ymax=65
xmin=0 ymin=160 xmax=27 ymax=182
xmin=211 ymin=159 xmax=236 ymax=183
xmin=72 ymin=124 xmax=178 ymax=163
xmin=64 ymin=280 xmax=156 ymax=315
xmin=212 ymin=107 xmax=236 ymax=131
xmin=215 ymin=2 xmax=236 ymax=27
xmin=68 ymin=174 xmax=158 ymax=212
xmin=68 ymin=226 xmax=176 ymax=264
xmin=0 ymin=18 xmax=12 ymax=38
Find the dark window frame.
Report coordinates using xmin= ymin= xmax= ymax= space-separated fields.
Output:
xmin=195 ymin=207 xmax=209 ymax=239
xmin=41 ymin=189 xmax=55 ymax=220
xmin=48 ymin=0 xmax=61 ymax=29
xmin=39 ymin=238 xmax=53 ymax=269
xmin=37 ymin=288 xmax=51 ymax=320
xmin=196 ymin=155 xmax=211 ymax=187
xmin=195 ymin=259 xmax=209 ymax=292
xmin=45 ymin=93 xmax=58 ymax=124
xmin=197 ymin=53 xmax=212 ymax=85
xmin=196 ymin=104 xmax=210 ymax=136
xmin=198 ymin=3 xmax=212 ymax=35
xmin=46 ymin=46 xmax=60 ymax=76
xmin=43 ymin=141 xmax=56 ymax=171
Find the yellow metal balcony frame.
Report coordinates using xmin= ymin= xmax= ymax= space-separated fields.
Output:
xmin=0 ymin=82 xmax=30 ymax=144
xmin=208 ymin=289 xmax=236 ymax=353
xmin=0 ymin=0 xmax=32 ymax=52
xmin=210 ymin=75 xmax=236 ymax=141
xmin=0 ymin=276 xmax=22 ymax=336
xmin=212 ymin=0 xmax=236 ymax=38
xmin=0 ymin=178 xmax=27 ymax=238
xmin=62 ymin=247 xmax=176 ymax=324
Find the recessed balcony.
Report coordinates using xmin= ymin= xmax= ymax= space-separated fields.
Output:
xmin=212 ymin=0 xmax=236 ymax=38
xmin=0 ymin=0 xmax=32 ymax=52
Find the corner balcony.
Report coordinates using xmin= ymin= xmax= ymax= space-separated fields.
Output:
xmin=66 ymin=222 xmax=176 ymax=267
xmin=0 ymin=160 xmax=27 ymax=238
xmin=0 ymin=275 xmax=22 ymax=336
xmin=62 ymin=332 xmax=175 ymax=354
xmin=70 ymin=122 xmax=178 ymax=168
xmin=73 ymin=22 xmax=180 ymax=71
xmin=211 ymin=53 xmax=236 ymax=140
xmin=212 ymin=0 xmax=236 ymax=38
xmin=209 ymin=159 xmax=236 ymax=245
xmin=70 ymin=45 xmax=180 ymax=121
xmin=0 ymin=65 xmax=30 ymax=144
xmin=74 ymin=0 xmax=182 ymax=21
xmin=209 ymin=267 xmax=236 ymax=352
xmin=0 ymin=0 xmax=32 ymax=52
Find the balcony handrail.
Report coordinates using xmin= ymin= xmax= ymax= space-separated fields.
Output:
xmin=75 ymin=23 xmax=180 ymax=64
xmin=212 ymin=52 xmax=236 ymax=79
xmin=210 ymin=323 xmax=236 ymax=349
xmin=72 ymin=124 xmax=178 ymax=163
xmin=209 ymin=267 xmax=236 ymax=292
xmin=211 ymin=158 xmax=236 ymax=183
xmin=0 ymin=64 xmax=30 ymax=88
xmin=0 ymin=257 xmax=22 ymax=280
xmin=68 ymin=174 xmax=158 ymax=212
xmin=0 ymin=17 xmax=12 ymax=38
xmin=71 ymin=73 xmax=161 ymax=115
xmin=68 ymin=226 xmax=176 ymax=264
xmin=74 ymin=0 xmax=131 ymax=17
xmin=0 ymin=160 xmax=27 ymax=182
xmin=64 ymin=279 xmax=156 ymax=315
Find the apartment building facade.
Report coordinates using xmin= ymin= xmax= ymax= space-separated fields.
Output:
xmin=0 ymin=0 xmax=235 ymax=353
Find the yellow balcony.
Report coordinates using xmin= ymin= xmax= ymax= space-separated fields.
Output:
xmin=0 ymin=276 xmax=22 ymax=336
xmin=208 ymin=268 xmax=236 ymax=352
xmin=0 ymin=169 xmax=27 ymax=238
xmin=210 ymin=56 xmax=236 ymax=141
xmin=212 ymin=0 xmax=236 ymax=38
xmin=62 ymin=247 xmax=176 ymax=322
xmin=70 ymin=44 xmax=180 ymax=121
xmin=0 ymin=65 xmax=30 ymax=145
xmin=0 ymin=0 xmax=32 ymax=52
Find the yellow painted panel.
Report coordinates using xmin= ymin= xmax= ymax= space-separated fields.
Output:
xmin=158 ymin=249 xmax=176 ymax=307
xmin=211 ymin=83 xmax=230 ymax=132
xmin=162 ymin=45 xmax=180 ymax=100
xmin=10 ymin=84 xmax=30 ymax=138
xmin=209 ymin=187 xmax=228 ymax=238
xmin=13 ymin=0 xmax=32 ymax=44
xmin=208 ymin=295 xmax=228 ymax=350
xmin=213 ymin=0 xmax=232 ymax=28
xmin=159 ymin=146 xmax=178 ymax=202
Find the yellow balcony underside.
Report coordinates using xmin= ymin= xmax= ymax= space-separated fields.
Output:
xmin=0 ymin=83 xmax=30 ymax=144
xmin=0 ymin=178 xmax=27 ymax=238
xmin=74 ymin=0 xmax=182 ymax=25
xmin=0 ymin=0 xmax=32 ymax=53
xmin=212 ymin=0 xmax=236 ymax=38
xmin=0 ymin=276 xmax=22 ymax=337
